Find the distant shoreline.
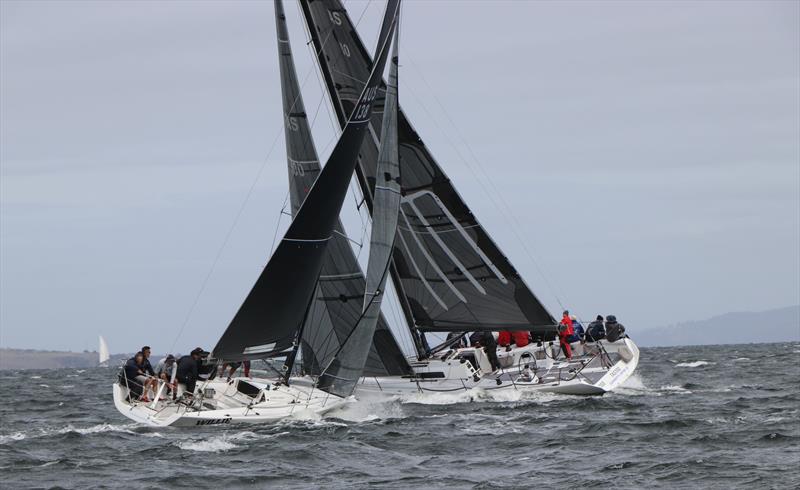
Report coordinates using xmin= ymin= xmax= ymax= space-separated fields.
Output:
xmin=3 ymin=340 xmax=799 ymax=370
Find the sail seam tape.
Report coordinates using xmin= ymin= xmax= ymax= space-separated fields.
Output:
xmin=400 ymin=208 xmax=467 ymax=309
xmin=406 ymin=190 xmax=508 ymax=285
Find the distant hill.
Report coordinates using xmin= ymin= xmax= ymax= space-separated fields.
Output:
xmin=0 ymin=349 xmax=128 ymax=370
xmin=634 ymin=305 xmax=800 ymax=347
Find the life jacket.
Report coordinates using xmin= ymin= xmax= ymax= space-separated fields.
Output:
xmin=497 ymin=331 xmax=512 ymax=347
xmin=512 ymin=331 xmax=530 ymax=347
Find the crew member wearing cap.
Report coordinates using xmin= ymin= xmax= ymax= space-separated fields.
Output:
xmin=176 ymin=348 xmax=207 ymax=395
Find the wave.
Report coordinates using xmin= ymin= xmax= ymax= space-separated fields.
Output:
xmin=660 ymin=385 xmax=692 ymax=394
xmin=175 ymin=430 xmax=289 ymax=453
xmin=0 ymin=423 xmax=142 ymax=444
xmin=398 ymin=387 xmax=559 ymax=406
xmin=675 ymin=361 xmax=713 ymax=368
xmin=325 ymin=396 xmax=406 ymax=423
xmin=612 ymin=373 xmax=651 ymax=396
xmin=176 ymin=437 xmax=238 ymax=453
xmin=0 ymin=432 xmax=27 ymax=444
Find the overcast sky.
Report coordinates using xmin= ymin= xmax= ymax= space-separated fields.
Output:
xmin=1 ymin=0 xmax=798 ymax=354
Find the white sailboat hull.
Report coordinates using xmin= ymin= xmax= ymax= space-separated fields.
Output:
xmin=112 ymin=378 xmax=344 ymax=427
xmin=307 ymin=338 xmax=640 ymax=398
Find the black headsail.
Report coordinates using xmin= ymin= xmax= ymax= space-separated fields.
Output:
xmin=299 ymin=1 xmax=557 ymax=341
xmin=318 ymin=23 xmax=402 ymax=397
xmin=212 ymin=0 xmax=401 ymax=362
xmin=273 ymin=0 xmax=409 ymax=377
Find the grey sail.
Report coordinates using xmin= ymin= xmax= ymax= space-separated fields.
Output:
xmin=300 ymin=0 xmax=557 ymax=341
xmin=318 ymin=24 xmax=402 ymax=397
xmin=273 ymin=0 xmax=409 ymax=377
xmin=212 ymin=0 xmax=400 ymax=362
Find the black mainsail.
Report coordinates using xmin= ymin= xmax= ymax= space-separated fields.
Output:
xmin=273 ymin=0 xmax=409 ymax=377
xmin=318 ymin=23 xmax=402 ymax=397
xmin=299 ymin=0 xmax=557 ymax=341
xmin=212 ymin=0 xmax=401 ymax=362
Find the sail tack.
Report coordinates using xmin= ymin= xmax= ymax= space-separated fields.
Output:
xmin=318 ymin=24 xmax=403 ymax=397
xmin=273 ymin=0 xmax=409 ymax=377
xmin=212 ymin=0 xmax=401 ymax=363
xmin=300 ymin=0 xmax=557 ymax=337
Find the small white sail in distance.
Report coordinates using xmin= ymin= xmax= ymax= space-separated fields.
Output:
xmin=98 ymin=336 xmax=110 ymax=366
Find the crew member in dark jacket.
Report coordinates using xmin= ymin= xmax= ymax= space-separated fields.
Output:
xmin=480 ymin=331 xmax=501 ymax=372
xmin=586 ymin=315 xmax=606 ymax=342
xmin=141 ymin=345 xmax=155 ymax=376
xmin=124 ymin=351 xmax=156 ymax=401
xmin=604 ymin=315 xmax=626 ymax=342
xmin=176 ymin=348 xmax=207 ymax=394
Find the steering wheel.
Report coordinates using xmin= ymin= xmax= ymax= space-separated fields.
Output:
xmin=518 ymin=351 xmax=536 ymax=375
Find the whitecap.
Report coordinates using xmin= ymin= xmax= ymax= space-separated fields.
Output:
xmin=0 ymin=432 xmax=27 ymax=444
xmin=675 ymin=361 xmax=712 ymax=368
xmin=325 ymin=396 xmax=405 ymax=423
xmin=660 ymin=385 xmax=692 ymax=394
xmin=38 ymin=384 xmax=50 ymax=388
xmin=732 ymin=357 xmax=750 ymax=362
xmin=31 ymin=376 xmax=42 ymax=379
xmin=176 ymin=437 xmax=237 ymax=452
xmin=398 ymin=387 xmax=558 ymax=406
xmin=614 ymin=377 xmax=654 ymax=396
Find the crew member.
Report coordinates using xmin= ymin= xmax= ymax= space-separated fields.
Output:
xmin=497 ymin=331 xmax=512 ymax=347
xmin=176 ymin=347 xmax=207 ymax=395
xmin=567 ymin=315 xmax=585 ymax=343
xmin=605 ymin=315 xmax=627 ymax=342
xmin=512 ymin=330 xmax=530 ymax=347
xmin=141 ymin=346 xmax=156 ymax=377
xmin=586 ymin=315 xmax=605 ymax=342
xmin=480 ymin=330 xmax=501 ymax=371
xmin=558 ymin=310 xmax=574 ymax=359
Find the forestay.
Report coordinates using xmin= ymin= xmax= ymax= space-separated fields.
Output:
xmin=273 ymin=0 xmax=409 ymax=377
xmin=212 ymin=0 xmax=401 ymax=362
xmin=318 ymin=24 xmax=402 ymax=397
xmin=300 ymin=0 xmax=557 ymax=337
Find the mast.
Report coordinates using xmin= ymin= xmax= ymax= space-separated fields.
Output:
xmin=299 ymin=0 xmax=428 ymax=359
xmin=212 ymin=0 xmax=401 ymax=362
xmin=273 ymin=0 xmax=410 ymax=376
xmin=318 ymin=22 xmax=403 ymax=397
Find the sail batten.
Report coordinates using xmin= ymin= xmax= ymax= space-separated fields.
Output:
xmin=212 ymin=0 xmax=402 ymax=363
xmin=300 ymin=0 xmax=558 ymax=338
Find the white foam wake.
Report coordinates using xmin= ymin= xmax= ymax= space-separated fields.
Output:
xmin=675 ymin=361 xmax=712 ymax=368
xmin=175 ymin=430 xmax=288 ymax=453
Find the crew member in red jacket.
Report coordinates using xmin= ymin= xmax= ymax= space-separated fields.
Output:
xmin=558 ymin=310 xmax=574 ymax=359
xmin=512 ymin=330 xmax=530 ymax=347
xmin=497 ymin=331 xmax=512 ymax=347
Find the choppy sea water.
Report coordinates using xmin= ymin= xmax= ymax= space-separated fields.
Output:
xmin=1 ymin=342 xmax=798 ymax=489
